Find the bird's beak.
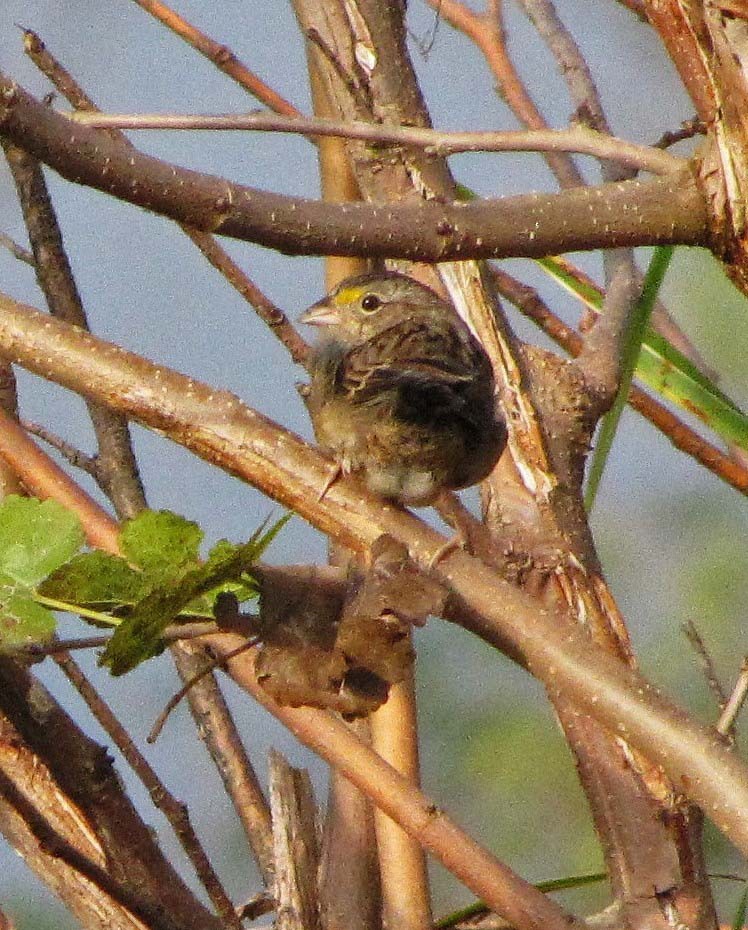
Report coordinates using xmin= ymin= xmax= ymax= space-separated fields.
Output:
xmin=299 ymin=299 xmax=341 ymax=327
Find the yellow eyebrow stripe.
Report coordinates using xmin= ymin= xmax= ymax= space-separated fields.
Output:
xmin=334 ymin=285 xmax=367 ymax=304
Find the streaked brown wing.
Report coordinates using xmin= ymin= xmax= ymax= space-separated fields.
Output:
xmin=340 ymin=318 xmax=479 ymax=404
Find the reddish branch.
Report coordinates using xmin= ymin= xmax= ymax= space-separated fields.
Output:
xmin=423 ymin=0 xmax=583 ymax=188
xmin=128 ymin=0 xmax=301 ymax=117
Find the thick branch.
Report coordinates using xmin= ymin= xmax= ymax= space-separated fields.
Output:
xmin=0 ymin=76 xmax=708 ymax=261
xmin=0 ymin=660 xmax=222 ymax=930
xmin=0 ymin=294 xmax=748 ymax=861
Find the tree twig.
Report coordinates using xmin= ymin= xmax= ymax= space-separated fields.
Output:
xmin=716 ymin=658 xmax=748 ymax=739
xmin=0 ymin=76 xmax=709 ymax=262
xmin=127 ymin=1 xmax=301 ymax=117
xmin=683 ymin=620 xmax=729 ymax=708
xmin=68 ymin=110 xmax=684 ymax=175
xmin=148 ymin=637 xmax=259 ymax=744
xmin=52 ymin=651 xmax=243 ymax=930
xmin=169 ymin=640 xmax=275 ymax=884
xmin=1 ymin=142 xmax=146 ymax=518
xmin=0 ymin=232 xmax=33 ymax=266
xmin=422 ymin=0 xmax=583 ymax=188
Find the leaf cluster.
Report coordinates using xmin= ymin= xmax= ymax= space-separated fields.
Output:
xmin=0 ymin=495 xmax=288 ymax=675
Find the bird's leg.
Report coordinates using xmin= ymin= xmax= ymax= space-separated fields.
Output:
xmin=430 ymin=491 xmax=497 ymax=568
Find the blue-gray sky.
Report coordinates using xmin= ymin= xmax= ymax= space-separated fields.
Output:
xmin=1 ymin=3 xmax=746 ymax=926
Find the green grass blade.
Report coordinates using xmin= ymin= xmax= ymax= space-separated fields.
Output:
xmin=435 ymin=871 xmax=607 ymax=928
xmin=537 ymin=256 xmax=602 ymax=312
xmin=732 ymin=885 xmax=748 ymax=930
xmin=538 ymin=255 xmax=748 ymax=453
xmin=638 ymin=330 xmax=748 ymax=447
xmin=585 ymin=247 xmax=674 ymax=510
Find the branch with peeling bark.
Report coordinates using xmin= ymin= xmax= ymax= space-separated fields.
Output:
xmin=0 ymin=294 xmax=746 ymax=868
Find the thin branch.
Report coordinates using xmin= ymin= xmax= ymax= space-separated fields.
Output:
xmin=22 ymin=29 xmax=110 ymax=119
xmin=716 ymin=658 xmax=748 ymax=739
xmin=236 ymin=892 xmax=276 ymax=922
xmin=183 ymin=229 xmax=309 ymax=367
xmin=307 ymin=53 xmax=379 ymax=930
xmin=515 ymin=0 xmax=652 ymax=497
xmin=127 ymin=1 xmax=301 ymax=117
xmin=0 ymin=232 xmax=34 ymax=265
xmin=68 ymin=111 xmax=685 ymax=176
xmin=52 ymin=651 xmax=243 ymax=930
xmin=682 ymin=620 xmax=729 ymax=708
xmin=318 ymin=751 xmax=381 ymax=930
xmin=517 ymin=0 xmax=609 ymax=134
xmin=423 ymin=0 xmax=583 ymax=188
xmin=169 ymin=640 xmax=275 ymax=885
xmin=0 ymin=659 xmax=223 ymax=930
xmin=8 ymin=623 xmax=222 ymax=659
xmin=0 ymin=77 xmax=709 ymax=261
xmin=148 ymin=638 xmax=259 ymax=744
xmin=2 ymin=141 xmax=146 ymax=519
xmin=21 ymin=419 xmax=99 ymax=477
xmin=653 ymin=116 xmax=706 ymax=149
xmin=577 ymin=248 xmax=644 ymax=411
xmin=24 ymin=36 xmax=309 ymax=372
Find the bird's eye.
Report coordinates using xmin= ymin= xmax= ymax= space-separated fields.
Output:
xmin=360 ymin=293 xmax=381 ymax=313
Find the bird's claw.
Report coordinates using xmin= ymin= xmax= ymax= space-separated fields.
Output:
xmin=318 ymin=462 xmax=344 ymax=501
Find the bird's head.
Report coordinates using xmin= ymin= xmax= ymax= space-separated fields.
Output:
xmin=300 ymin=272 xmax=446 ymax=343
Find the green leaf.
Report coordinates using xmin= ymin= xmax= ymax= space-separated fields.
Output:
xmin=184 ymin=539 xmax=260 ymax=617
xmin=101 ymin=513 xmax=291 ymax=675
xmin=638 ymin=330 xmax=748 ymax=448
xmin=0 ymin=495 xmax=84 ymax=586
xmin=536 ymin=256 xmax=602 ymax=312
xmin=120 ymin=510 xmax=203 ymax=581
xmin=0 ymin=590 xmax=56 ymax=649
xmin=39 ymin=550 xmax=144 ymax=609
xmin=0 ymin=497 xmax=84 ymax=650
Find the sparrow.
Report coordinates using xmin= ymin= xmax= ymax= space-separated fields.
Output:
xmin=300 ymin=271 xmax=506 ymax=506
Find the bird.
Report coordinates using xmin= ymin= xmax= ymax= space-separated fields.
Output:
xmin=300 ymin=271 xmax=507 ymax=507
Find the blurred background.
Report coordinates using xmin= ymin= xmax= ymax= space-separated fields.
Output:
xmin=0 ymin=2 xmax=746 ymax=926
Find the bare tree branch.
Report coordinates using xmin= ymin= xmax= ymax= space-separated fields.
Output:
xmin=0 ymin=75 xmax=709 ymax=261
xmin=2 ymin=142 xmax=146 ymax=518
xmin=68 ymin=111 xmax=684 ymax=175
xmin=0 ymin=295 xmax=747 ymax=867
xmin=127 ymin=1 xmax=301 ymax=116
xmin=52 ymin=651 xmax=243 ymax=930
xmin=0 ymin=659 xmax=222 ymax=930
